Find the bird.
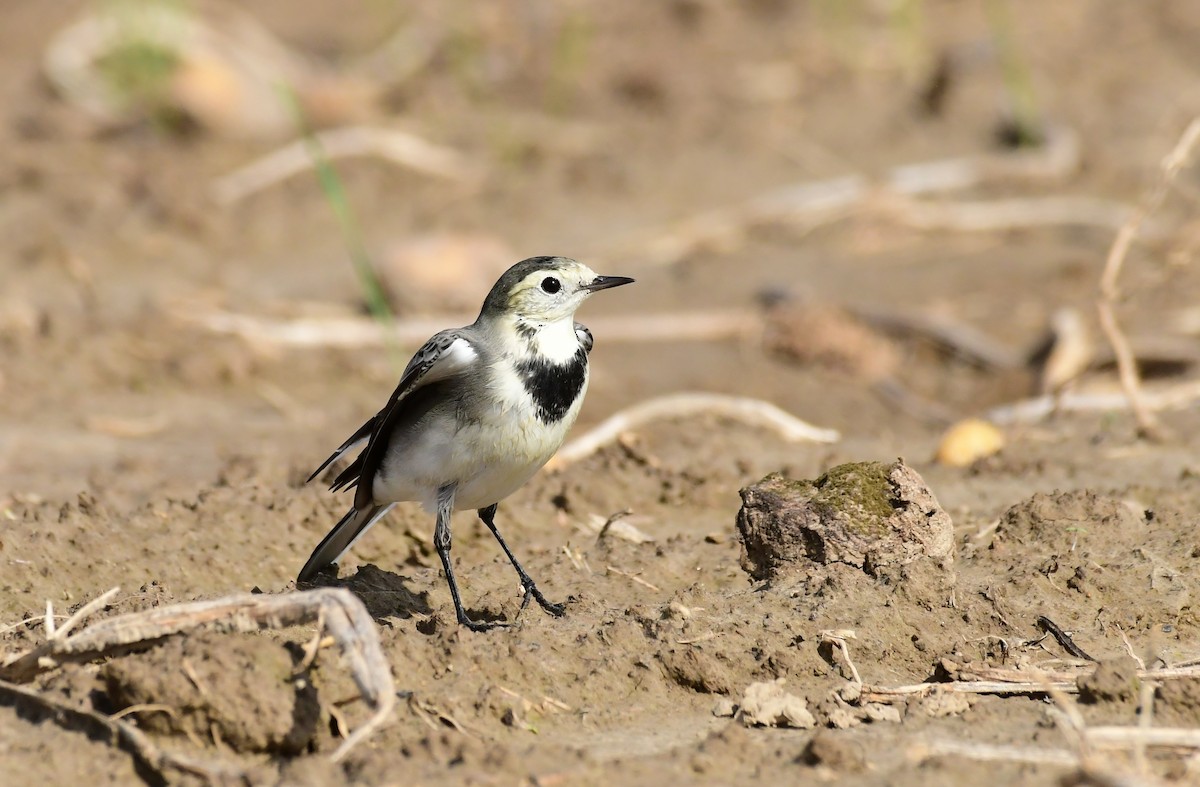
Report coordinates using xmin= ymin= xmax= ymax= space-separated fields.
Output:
xmin=298 ymin=256 xmax=634 ymax=630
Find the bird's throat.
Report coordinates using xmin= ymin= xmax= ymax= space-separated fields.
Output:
xmin=514 ymin=316 xmax=581 ymax=364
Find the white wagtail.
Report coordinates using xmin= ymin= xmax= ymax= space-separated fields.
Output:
xmin=298 ymin=256 xmax=634 ymax=630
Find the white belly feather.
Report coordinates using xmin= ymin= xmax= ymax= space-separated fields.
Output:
xmin=373 ymin=358 xmax=588 ymax=512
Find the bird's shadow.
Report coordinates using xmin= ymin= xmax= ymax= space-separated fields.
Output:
xmin=299 ymin=564 xmax=530 ymax=630
xmin=297 ymin=564 xmax=431 ymax=622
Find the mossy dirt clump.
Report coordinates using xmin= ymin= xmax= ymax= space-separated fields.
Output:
xmin=735 ymin=460 xmax=953 ymax=581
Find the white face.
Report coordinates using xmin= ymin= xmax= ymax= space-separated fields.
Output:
xmin=506 ymin=262 xmax=601 ymax=323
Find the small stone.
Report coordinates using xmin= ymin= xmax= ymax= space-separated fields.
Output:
xmin=919 ymin=688 xmax=972 ymax=718
xmin=824 ymin=704 xmax=861 ymax=729
xmin=737 ymin=679 xmax=815 ymax=729
xmin=862 ymin=702 xmax=902 ymax=723
xmin=711 ymin=697 xmax=738 ymax=717
xmin=935 ymin=419 xmax=1005 ymax=467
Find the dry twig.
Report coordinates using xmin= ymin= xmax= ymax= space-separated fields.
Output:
xmin=1135 ymin=678 xmax=1156 ymax=774
xmin=849 ymin=305 xmax=1025 ymax=370
xmin=1 ymin=588 xmax=394 ymax=763
xmin=910 ymin=739 xmax=1079 ymax=767
xmin=212 ymin=125 xmax=481 ymax=204
xmin=987 ymin=379 xmax=1200 ymax=425
xmin=860 ymin=663 xmax=1200 ymax=704
xmin=885 ymin=195 xmax=1136 ymax=234
xmin=551 ymin=393 xmax=838 ymax=469
xmin=1096 ymin=116 xmax=1200 ymax=440
xmin=605 ymin=125 xmax=1091 ymax=266
xmin=1037 ymin=616 xmax=1095 ymax=661
xmin=820 ymin=630 xmax=863 ymax=687
xmin=605 ymin=566 xmax=660 ymax=593
xmin=1113 ymin=625 xmax=1147 ymax=671
xmin=177 ymin=306 xmax=755 ymax=349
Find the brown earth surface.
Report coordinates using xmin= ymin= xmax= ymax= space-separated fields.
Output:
xmin=4 ymin=1 xmax=1200 ymax=784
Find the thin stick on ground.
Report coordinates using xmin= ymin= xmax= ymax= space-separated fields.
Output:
xmin=885 ymin=194 xmax=1136 ymax=234
xmin=176 ymin=306 xmax=756 ymax=350
xmin=211 ymin=125 xmax=481 ymax=204
xmin=53 ymin=586 xmax=121 ymax=640
xmin=1096 ymin=116 xmax=1200 ymax=440
xmin=1113 ymin=625 xmax=1147 ymax=671
xmin=606 ymin=566 xmax=660 ymax=592
xmin=986 ymin=379 xmax=1200 ymax=425
xmin=859 ymin=663 xmax=1200 ymax=703
xmin=602 ymin=124 xmax=1087 ymax=267
xmin=910 ymin=739 xmax=1079 ymax=767
xmin=821 ymin=630 xmax=863 ymax=687
xmin=0 ymin=587 xmax=395 ymax=763
xmin=1035 ymin=668 xmax=1090 ymax=760
xmin=1135 ymin=679 xmax=1156 ymax=774
xmin=550 ymin=393 xmax=839 ymax=469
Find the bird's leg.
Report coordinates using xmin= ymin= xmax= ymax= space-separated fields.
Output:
xmin=434 ymin=484 xmax=504 ymax=631
xmin=477 ymin=504 xmax=565 ymax=618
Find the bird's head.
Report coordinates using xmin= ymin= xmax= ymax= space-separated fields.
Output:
xmin=478 ymin=256 xmax=634 ymax=326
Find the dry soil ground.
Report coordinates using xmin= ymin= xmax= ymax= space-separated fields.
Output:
xmin=4 ymin=1 xmax=1200 ymax=785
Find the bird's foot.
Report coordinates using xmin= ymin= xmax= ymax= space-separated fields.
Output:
xmin=457 ymin=611 xmax=511 ymax=632
xmin=518 ymin=579 xmax=566 ymax=618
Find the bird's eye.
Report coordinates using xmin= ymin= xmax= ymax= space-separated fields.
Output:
xmin=541 ymin=276 xmax=562 ymax=294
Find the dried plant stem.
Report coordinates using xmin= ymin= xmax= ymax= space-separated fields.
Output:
xmin=861 ymin=664 xmax=1200 ymax=704
xmin=862 ymin=679 xmax=1076 ymax=701
xmin=1096 ymin=116 xmax=1200 ymax=440
xmin=212 ymin=125 xmax=480 ymax=204
xmin=987 ymin=379 xmax=1200 ymax=425
xmin=0 ymin=588 xmax=395 ymax=763
xmin=550 ymin=393 xmax=839 ymax=469
xmin=912 ymin=739 xmax=1079 ymax=767
xmin=926 ymin=725 xmax=1200 ymax=758
xmin=605 ymin=125 xmax=1084 ymax=267
xmin=179 ymin=307 xmax=755 ymax=349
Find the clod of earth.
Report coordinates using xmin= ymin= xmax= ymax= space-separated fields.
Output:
xmin=736 ymin=679 xmax=815 ymax=729
xmin=1155 ymin=678 xmax=1200 ymax=727
xmin=802 ymin=729 xmax=868 ymax=772
xmin=735 ymin=460 xmax=953 ymax=581
xmin=659 ymin=645 xmax=735 ymax=695
xmin=102 ymin=631 xmax=320 ymax=755
xmin=996 ymin=488 xmax=1141 ymax=551
xmin=1076 ymin=657 xmax=1140 ymax=706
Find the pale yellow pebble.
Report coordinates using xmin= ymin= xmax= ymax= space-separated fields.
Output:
xmin=935 ymin=418 xmax=1005 ymax=467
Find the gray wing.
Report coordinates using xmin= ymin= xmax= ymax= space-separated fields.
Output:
xmin=308 ymin=329 xmax=478 ymax=509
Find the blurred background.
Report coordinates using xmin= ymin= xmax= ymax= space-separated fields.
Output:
xmin=8 ymin=6 xmax=1200 ymax=782
xmin=3 ymin=0 xmax=1200 ymax=504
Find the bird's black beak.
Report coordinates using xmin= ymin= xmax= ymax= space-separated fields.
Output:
xmin=582 ymin=275 xmax=635 ymax=292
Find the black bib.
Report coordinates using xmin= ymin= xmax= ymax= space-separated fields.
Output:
xmin=516 ymin=347 xmax=588 ymax=424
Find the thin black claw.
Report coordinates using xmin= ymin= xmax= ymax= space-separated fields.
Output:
xmin=458 ymin=613 xmax=511 ymax=632
xmin=540 ymin=599 xmax=566 ymax=617
xmin=522 ymin=581 xmax=565 ymax=618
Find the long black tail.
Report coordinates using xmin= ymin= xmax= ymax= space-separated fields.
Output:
xmin=297 ymin=503 xmax=394 ymax=582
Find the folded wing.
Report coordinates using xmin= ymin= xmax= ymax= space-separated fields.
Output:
xmin=305 ymin=329 xmax=479 ymax=510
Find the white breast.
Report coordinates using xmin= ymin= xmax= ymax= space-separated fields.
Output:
xmin=529 ymin=318 xmax=581 ymax=364
xmin=450 ymin=359 xmax=589 ymax=510
xmin=373 ymin=350 xmax=590 ymax=513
